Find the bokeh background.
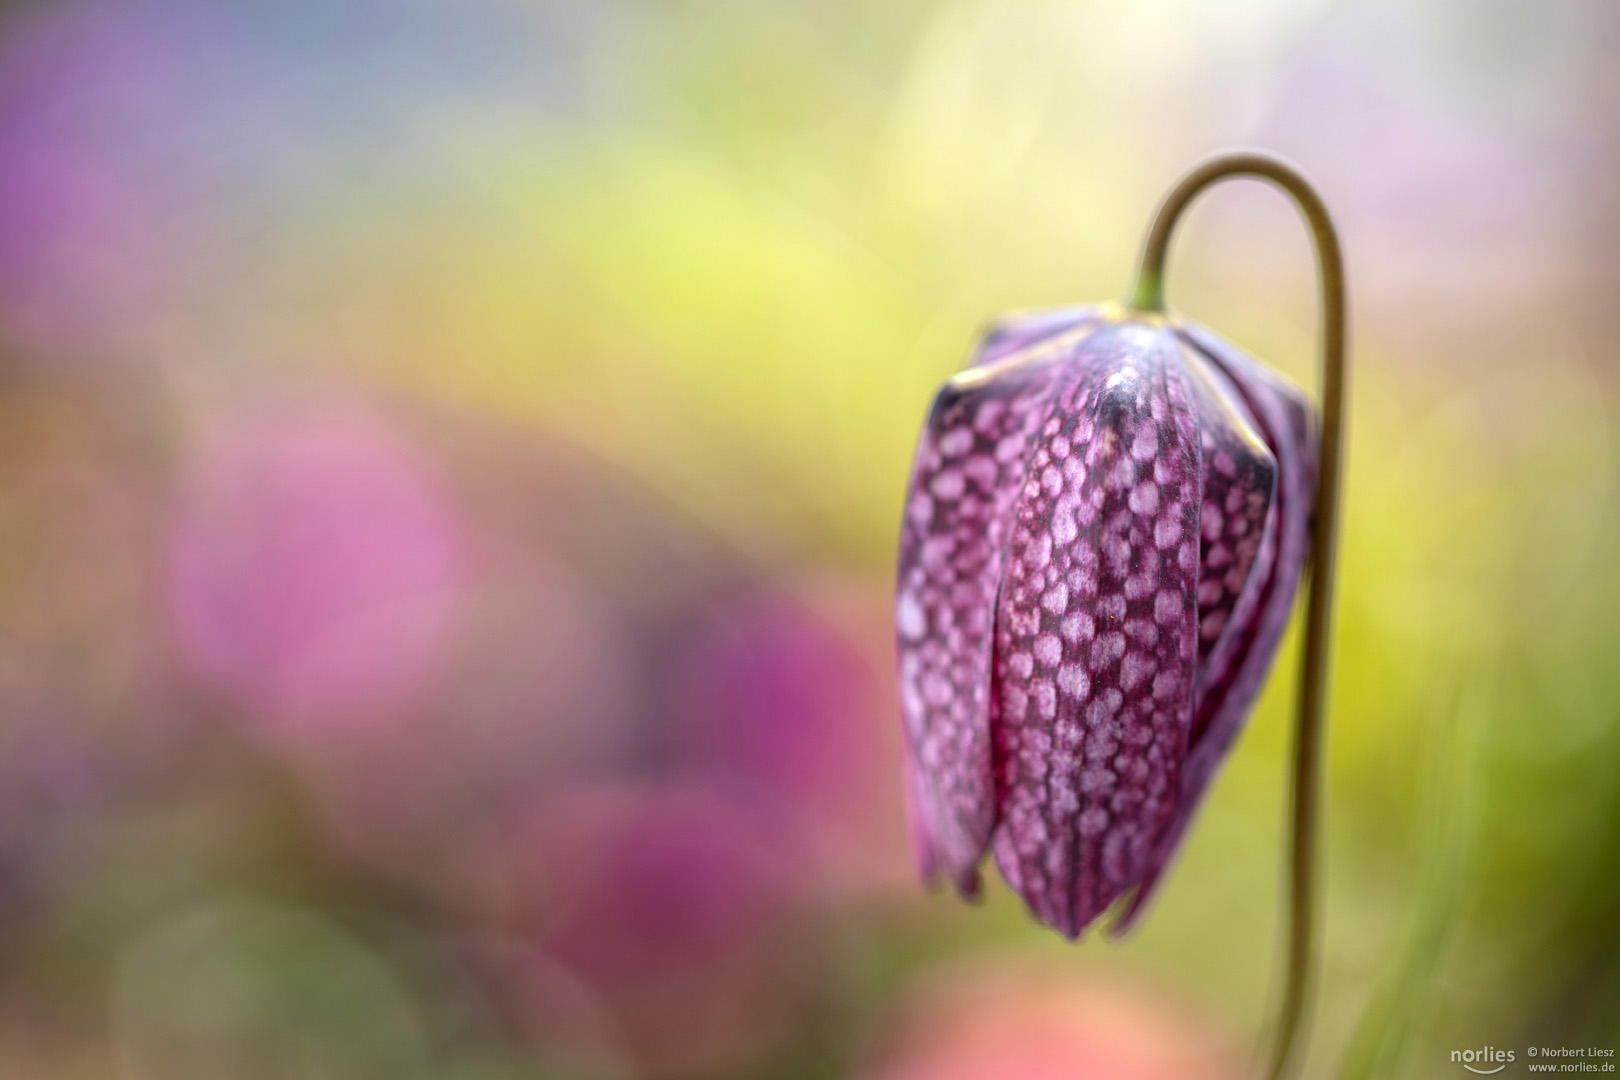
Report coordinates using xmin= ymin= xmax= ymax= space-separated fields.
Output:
xmin=0 ymin=0 xmax=1615 ymax=1077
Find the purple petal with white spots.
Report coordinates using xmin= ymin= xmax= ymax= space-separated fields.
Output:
xmin=986 ymin=321 xmax=1202 ymax=938
xmin=898 ymin=306 xmax=1319 ymax=940
xmin=1112 ymin=323 xmax=1316 ymax=932
xmin=1181 ymin=343 xmax=1280 ymax=734
xmin=896 ymin=320 xmax=1106 ymax=897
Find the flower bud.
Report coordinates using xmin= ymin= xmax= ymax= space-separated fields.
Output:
xmin=897 ymin=305 xmax=1316 ymax=938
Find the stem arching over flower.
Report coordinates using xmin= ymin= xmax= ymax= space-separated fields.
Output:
xmin=1127 ymin=150 xmax=1349 ymax=1080
xmin=894 ymin=148 xmax=1347 ymax=1080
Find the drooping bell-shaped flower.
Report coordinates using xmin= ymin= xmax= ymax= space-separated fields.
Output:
xmin=896 ymin=304 xmax=1317 ymax=939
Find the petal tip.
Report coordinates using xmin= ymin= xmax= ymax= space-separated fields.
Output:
xmin=952 ymin=866 xmax=984 ymax=903
xmin=1104 ymin=886 xmax=1149 ymax=940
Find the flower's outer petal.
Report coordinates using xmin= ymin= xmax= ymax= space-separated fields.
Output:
xmin=978 ymin=306 xmax=1101 ymax=366
xmin=1182 ymin=325 xmax=1316 ymax=747
xmin=1112 ymin=324 xmax=1316 ymax=933
xmin=897 ymin=320 xmax=1106 ymax=898
xmin=1182 ymin=345 xmax=1279 ymax=739
xmin=987 ymin=321 xmax=1202 ymax=939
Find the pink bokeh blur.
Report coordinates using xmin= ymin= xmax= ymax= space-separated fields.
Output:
xmin=169 ymin=400 xmax=467 ymax=734
xmin=864 ymin=958 xmax=1239 ymax=1080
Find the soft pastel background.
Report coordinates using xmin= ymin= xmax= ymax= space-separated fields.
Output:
xmin=0 ymin=0 xmax=1614 ymax=1077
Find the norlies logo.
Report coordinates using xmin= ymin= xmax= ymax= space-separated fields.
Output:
xmin=1453 ymin=1047 xmax=1516 ymax=1074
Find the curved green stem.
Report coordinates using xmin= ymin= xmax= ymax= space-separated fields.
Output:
xmin=1127 ymin=150 xmax=1349 ymax=1080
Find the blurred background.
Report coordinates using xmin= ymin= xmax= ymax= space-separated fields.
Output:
xmin=0 ymin=0 xmax=1615 ymax=1077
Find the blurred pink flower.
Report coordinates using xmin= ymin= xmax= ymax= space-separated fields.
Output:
xmin=168 ymin=400 xmax=466 ymax=734
xmin=861 ymin=957 xmax=1238 ymax=1080
xmin=302 ymin=550 xmax=637 ymax=903
xmin=474 ymin=782 xmax=804 ymax=1078
xmin=666 ymin=577 xmax=912 ymax=894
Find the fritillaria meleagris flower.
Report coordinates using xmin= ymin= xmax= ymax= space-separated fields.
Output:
xmin=896 ymin=304 xmax=1317 ymax=939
